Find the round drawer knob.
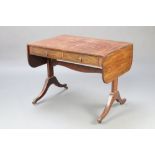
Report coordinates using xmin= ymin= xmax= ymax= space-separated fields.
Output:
xmin=78 ymin=57 xmax=82 ymax=62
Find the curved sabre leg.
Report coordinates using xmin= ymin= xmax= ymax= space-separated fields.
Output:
xmin=116 ymin=91 xmax=126 ymax=105
xmin=32 ymin=77 xmax=53 ymax=104
xmin=53 ymin=76 xmax=68 ymax=89
xmin=32 ymin=59 xmax=68 ymax=104
xmin=97 ymin=78 xmax=126 ymax=123
xmin=97 ymin=93 xmax=115 ymax=123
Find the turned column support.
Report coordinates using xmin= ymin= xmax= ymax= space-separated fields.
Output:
xmin=47 ymin=58 xmax=54 ymax=78
xmin=32 ymin=59 xmax=68 ymax=104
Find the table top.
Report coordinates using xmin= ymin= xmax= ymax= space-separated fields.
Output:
xmin=28 ymin=35 xmax=132 ymax=57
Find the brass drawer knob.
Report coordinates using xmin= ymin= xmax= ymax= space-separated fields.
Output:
xmin=78 ymin=57 xmax=82 ymax=62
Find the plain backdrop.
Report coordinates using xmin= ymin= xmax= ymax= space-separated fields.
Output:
xmin=0 ymin=26 xmax=155 ymax=128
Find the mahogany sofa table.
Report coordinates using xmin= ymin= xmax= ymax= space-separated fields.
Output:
xmin=27 ymin=35 xmax=133 ymax=123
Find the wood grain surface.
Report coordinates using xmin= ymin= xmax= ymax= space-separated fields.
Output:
xmin=102 ymin=45 xmax=133 ymax=83
xmin=28 ymin=35 xmax=131 ymax=57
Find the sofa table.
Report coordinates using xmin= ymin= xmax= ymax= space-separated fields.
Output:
xmin=27 ymin=35 xmax=133 ymax=123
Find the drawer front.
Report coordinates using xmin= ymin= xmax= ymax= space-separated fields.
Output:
xmin=29 ymin=46 xmax=100 ymax=66
xmin=29 ymin=46 xmax=62 ymax=59
xmin=62 ymin=52 xmax=99 ymax=66
xmin=63 ymin=53 xmax=81 ymax=63
xmin=82 ymin=55 xmax=99 ymax=66
xmin=29 ymin=46 xmax=48 ymax=57
xmin=47 ymin=50 xmax=62 ymax=59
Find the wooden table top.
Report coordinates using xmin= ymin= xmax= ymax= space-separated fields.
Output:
xmin=28 ymin=35 xmax=132 ymax=57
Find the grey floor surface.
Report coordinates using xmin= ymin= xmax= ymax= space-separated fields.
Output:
xmin=0 ymin=59 xmax=155 ymax=128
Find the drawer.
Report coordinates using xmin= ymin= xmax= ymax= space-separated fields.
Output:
xmin=62 ymin=52 xmax=99 ymax=66
xmin=47 ymin=49 xmax=62 ymax=59
xmin=29 ymin=46 xmax=101 ymax=67
xmin=29 ymin=46 xmax=62 ymax=59
xmin=29 ymin=46 xmax=48 ymax=57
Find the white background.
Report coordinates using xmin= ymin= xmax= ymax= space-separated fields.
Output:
xmin=0 ymin=0 xmax=155 ymax=155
